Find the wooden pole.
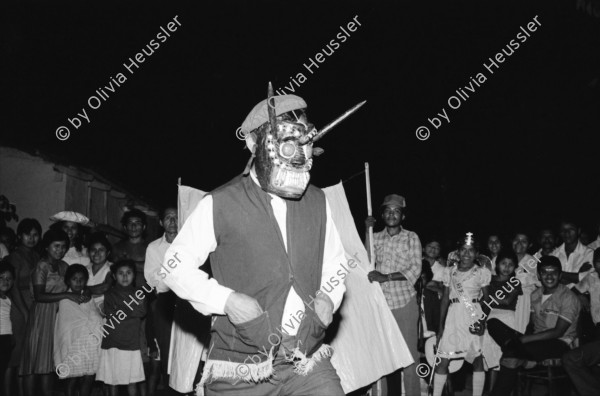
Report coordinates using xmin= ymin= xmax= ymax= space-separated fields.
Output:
xmin=365 ymin=162 xmax=375 ymax=271
xmin=177 ymin=178 xmax=182 ymax=230
xmin=366 ymin=162 xmax=382 ymax=396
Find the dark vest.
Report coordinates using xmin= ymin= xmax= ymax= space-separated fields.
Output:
xmin=208 ymin=174 xmax=327 ymax=363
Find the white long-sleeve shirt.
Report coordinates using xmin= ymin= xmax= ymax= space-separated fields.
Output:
xmin=161 ymin=176 xmax=346 ymax=335
xmin=588 ymin=236 xmax=600 ymax=251
xmin=144 ymin=234 xmax=171 ymax=293
xmin=552 ymin=242 xmax=594 ymax=287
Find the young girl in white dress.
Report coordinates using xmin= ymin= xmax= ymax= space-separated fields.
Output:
xmin=434 ymin=233 xmax=491 ymax=396
xmin=54 ymin=264 xmax=104 ymax=396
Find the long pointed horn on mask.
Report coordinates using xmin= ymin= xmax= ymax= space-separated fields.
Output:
xmin=267 ymin=82 xmax=278 ymax=133
xmin=299 ymin=100 xmax=366 ymax=145
xmin=244 ymin=82 xmax=277 ymax=175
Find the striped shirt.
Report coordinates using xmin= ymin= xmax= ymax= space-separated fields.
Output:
xmin=373 ymin=228 xmax=422 ymax=309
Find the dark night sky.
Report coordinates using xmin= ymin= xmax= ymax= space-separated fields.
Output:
xmin=2 ymin=0 xmax=599 ymax=250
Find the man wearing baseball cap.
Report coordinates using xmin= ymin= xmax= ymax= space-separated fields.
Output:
xmin=365 ymin=194 xmax=422 ymax=396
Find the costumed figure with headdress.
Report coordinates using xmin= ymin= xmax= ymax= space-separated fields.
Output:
xmin=432 ymin=233 xmax=491 ymax=396
xmin=160 ymin=84 xmax=364 ymax=396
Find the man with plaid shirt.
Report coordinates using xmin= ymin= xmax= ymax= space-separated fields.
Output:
xmin=366 ymin=194 xmax=422 ymax=396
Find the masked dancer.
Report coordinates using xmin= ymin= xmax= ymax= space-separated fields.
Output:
xmin=161 ymin=85 xmax=364 ymax=396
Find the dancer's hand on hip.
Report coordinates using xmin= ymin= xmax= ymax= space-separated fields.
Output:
xmin=315 ymin=293 xmax=334 ymax=327
xmin=224 ymin=292 xmax=264 ymax=325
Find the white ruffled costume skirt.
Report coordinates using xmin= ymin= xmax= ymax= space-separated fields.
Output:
xmin=438 ymin=302 xmax=484 ymax=363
